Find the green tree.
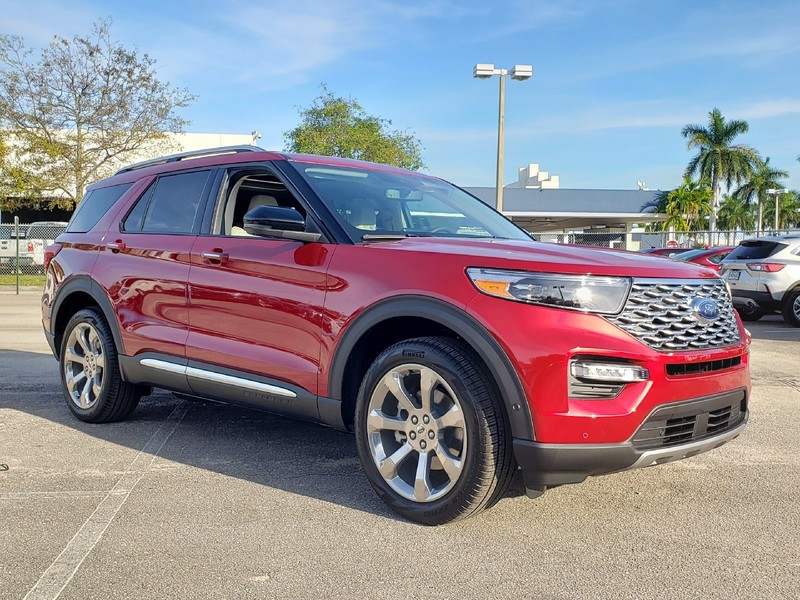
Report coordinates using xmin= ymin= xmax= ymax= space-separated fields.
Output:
xmin=0 ymin=19 xmax=195 ymax=208
xmin=682 ymin=108 xmax=760 ymax=232
xmin=641 ymin=177 xmax=712 ymax=232
xmin=764 ymin=190 xmax=800 ymax=230
xmin=717 ymin=194 xmax=755 ymax=244
xmin=732 ymin=156 xmax=788 ymax=235
xmin=284 ymin=85 xmax=425 ymax=171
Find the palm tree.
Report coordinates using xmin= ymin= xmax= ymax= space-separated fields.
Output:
xmin=717 ymin=194 xmax=756 ymax=244
xmin=764 ymin=190 xmax=800 ymax=231
xmin=732 ymin=157 xmax=789 ymax=235
xmin=664 ymin=176 xmax=713 ymax=232
xmin=682 ymin=108 xmax=760 ymax=232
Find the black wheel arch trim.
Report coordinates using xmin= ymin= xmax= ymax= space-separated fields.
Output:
xmin=328 ymin=295 xmax=535 ymax=441
xmin=50 ymin=276 xmax=125 ymax=361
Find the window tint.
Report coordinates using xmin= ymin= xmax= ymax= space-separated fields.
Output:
xmin=67 ymin=184 xmax=132 ymax=233
xmin=123 ymin=170 xmax=211 ymax=234
xmin=708 ymin=252 xmax=728 ymax=264
xmin=727 ymin=241 xmax=785 ymax=260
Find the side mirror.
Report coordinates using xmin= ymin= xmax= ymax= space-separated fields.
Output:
xmin=243 ymin=205 xmax=320 ymax=242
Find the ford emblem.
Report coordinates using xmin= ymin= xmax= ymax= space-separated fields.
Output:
xmin=690 ymin=297 xmax=721 ymax=323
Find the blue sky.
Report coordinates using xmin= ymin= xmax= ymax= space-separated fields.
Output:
xmin=2 ymin=0 xmax=799 ymax=191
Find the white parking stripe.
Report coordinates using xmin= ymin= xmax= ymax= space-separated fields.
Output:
xmin=23 ymin=401 xmax=190 ymax=600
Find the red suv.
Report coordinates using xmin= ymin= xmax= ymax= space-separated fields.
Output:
xmin=42 ymin=147 xmax=750 ymax=524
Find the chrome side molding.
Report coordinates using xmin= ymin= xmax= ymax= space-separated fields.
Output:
xmin=139 ymin=358 xmax=297 ymax=398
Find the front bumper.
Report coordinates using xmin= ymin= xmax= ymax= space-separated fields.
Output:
xmin=513 ymin=388 xmax=748 ymax=490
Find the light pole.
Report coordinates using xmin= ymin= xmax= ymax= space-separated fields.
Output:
xmin=767 ymin=188 xmax=790 ymax=232
xmin=473 ymin=64 xmax=533 ymax=214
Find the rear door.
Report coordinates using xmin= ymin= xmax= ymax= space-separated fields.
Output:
xmin=93 ymin=168 xmax=215 ymax=363
xmin=186 ymin=164 xmax=335 ymax=418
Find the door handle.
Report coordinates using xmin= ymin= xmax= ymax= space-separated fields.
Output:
xmin=201 ymin=250 xmax=229 ymax=263
xmin=107 ymin=240 xmax=126 ymax=252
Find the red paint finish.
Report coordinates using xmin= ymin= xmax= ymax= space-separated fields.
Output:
xmin=319 ymin=237 xmax=749 ymax=442
xmin=44 ymin=149 xmax=751 ymax=457
xmin=93 ymin=233 xmax=195 ymax=357
xmin=187 ymin=238 xmax=338 ymax=395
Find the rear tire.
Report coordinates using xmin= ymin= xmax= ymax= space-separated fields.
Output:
xmin=781 ymin=289 xmax=800 ymax=327
xmin=354 ymin=337 xmax=515 ymax=525
xmin=59 ymin=308 xmax=141 ymax=423
xmin=737 ymin=305 xmax=764 ymax=322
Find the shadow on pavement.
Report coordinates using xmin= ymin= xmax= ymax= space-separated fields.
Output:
xmin=743 ymin=315 xmax=800 ymax=342
xmin=0 ymin=349 xmax=525 ymax=521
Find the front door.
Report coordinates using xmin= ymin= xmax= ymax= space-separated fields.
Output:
xmin=186 ymin=166 xmax=334 ymax=418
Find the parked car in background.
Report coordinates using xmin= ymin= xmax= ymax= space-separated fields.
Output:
xmin=640 ymin=246 xmax=691 ymax=258
xmin=26 ymin=222 xmax=69 ymax=271
xmin=0 ymin=224 xmax=35 ymax=271
xmin=673 ymin=246 xmax=734 ymax=273
xmin=720 ymin=235 xmax=800 ymax=325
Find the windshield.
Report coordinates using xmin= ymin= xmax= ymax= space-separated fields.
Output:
xmin=292 ymin=163 xmax=531 ymax=242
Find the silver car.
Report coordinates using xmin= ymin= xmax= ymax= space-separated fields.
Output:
xmin=719 ymin=235 xmax=800 ymax=326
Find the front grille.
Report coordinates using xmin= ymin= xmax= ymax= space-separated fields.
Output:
xmin=666 ymin=355 xmax=743 ymax=376
xmin=608 ymin=279 xmax=740 ymax=351
xmin=631 ymin=389 xmax=747 ymax=450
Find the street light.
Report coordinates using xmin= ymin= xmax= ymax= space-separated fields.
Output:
xmin=473 ymin=63 xmax=533 ymax=213
xmin=767 ymin=188 xmax=790 ymax=232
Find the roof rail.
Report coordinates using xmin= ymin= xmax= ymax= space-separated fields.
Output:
xmin=115 ymin=145 xmax=265 ymax=175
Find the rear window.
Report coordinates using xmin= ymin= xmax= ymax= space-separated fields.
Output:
xmin=726 ymin=241 xmax=786 ymax=260
xmin=67 ymin=184 xmax=133 ymax=233
xmin=123 ymin=170 xmax=211 ymax=234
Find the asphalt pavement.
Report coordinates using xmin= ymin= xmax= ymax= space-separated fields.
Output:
xmin=1 ymin=289 xmax=799 ymax=599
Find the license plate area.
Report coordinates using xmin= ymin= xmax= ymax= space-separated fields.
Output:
xmin=727 ymin=270 xmax=740 ymax=280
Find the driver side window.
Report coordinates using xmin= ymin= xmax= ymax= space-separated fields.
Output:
xmin=218 ymin=169 xmax=306 ymax=236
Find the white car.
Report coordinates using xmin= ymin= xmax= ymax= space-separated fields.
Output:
xmin=719 ymin=235 xmax=800 ymax=326
xmin=25 ymin=221 xmax=68 ymax=269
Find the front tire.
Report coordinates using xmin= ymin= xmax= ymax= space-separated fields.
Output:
xmin=781 ymin=289 xmax=800 ymax=327
xmin=354 ymin=337 xmax=514 ymax=525
xmin=59 ymin=308 xmax=141 ymax=423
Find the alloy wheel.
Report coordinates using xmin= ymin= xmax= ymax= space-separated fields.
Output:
xmin=366 ymin=363 xmax=467 ymax=502
xmin=63 ymin=322 xmax=106 ymax=410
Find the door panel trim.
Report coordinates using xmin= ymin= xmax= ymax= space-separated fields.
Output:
xmin=140 ymin=358 xmax=297 ymax=398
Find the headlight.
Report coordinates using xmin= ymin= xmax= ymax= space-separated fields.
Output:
xmin=466 ymin=268 xmax=631 ymax=314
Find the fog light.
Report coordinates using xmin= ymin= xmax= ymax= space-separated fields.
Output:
xmin=571 ymin=361 xmax=649 ymax=383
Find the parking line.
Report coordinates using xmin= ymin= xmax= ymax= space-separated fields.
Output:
xmin=23 ymin=401 xmax=190 ymax=600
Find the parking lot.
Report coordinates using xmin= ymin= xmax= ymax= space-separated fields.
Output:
xmin=1 ymin=289 xmax=799 ymax=600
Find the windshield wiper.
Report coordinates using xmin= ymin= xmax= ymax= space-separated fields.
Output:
xmin=361 ymin=233 xmax=429 ymax=242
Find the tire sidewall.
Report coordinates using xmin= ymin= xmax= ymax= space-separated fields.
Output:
xmin=782 ymin=289 xmax=800 ymax=327
xmin=354 ymin=340 xmax=492 ymax=523
xmin=59 ymin=308 xmax=114 ymax=421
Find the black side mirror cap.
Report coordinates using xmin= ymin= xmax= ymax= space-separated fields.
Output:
xmin=243 ymin=205 xmax=320 ymax=242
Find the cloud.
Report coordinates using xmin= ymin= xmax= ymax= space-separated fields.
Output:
xmin=417 ymin=98 xmax=800 ymax=146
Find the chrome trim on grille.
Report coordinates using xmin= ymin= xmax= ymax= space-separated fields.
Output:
xmin=140 ymin=358 xmax=297 ymax=398
xmin=607 ymin=278 xmax=741 ymax=351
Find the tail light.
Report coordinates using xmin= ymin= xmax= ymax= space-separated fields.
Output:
xmin=747 ymin=263 xmax=785 ymax=272
xmin=27 ymin=242 xmax=34 ymax=253
xmin=44 ymin=243 xmax=62 ymax=271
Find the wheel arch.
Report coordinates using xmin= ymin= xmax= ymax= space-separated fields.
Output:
xmin=328 ymin=295 xmax=534 ymax=441
xmin=51 ymin=277 xmax=125 ymax=361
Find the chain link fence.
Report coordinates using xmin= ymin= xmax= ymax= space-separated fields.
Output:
xmin=531 ymin=229 xmax=800 ymax=250
xmin=0 ymin=220 xmax=68 ymax=280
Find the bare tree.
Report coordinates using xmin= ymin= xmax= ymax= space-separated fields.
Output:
xmin=0 ymin=19 xmax=196 ymax=207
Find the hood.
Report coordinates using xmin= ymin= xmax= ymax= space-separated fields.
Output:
xmin=370 ymin=237 xmax=720 ymax=279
